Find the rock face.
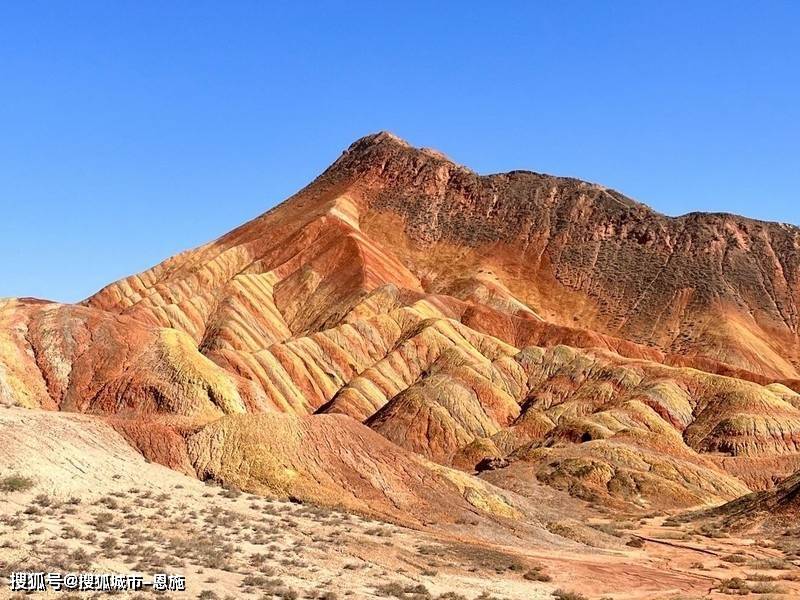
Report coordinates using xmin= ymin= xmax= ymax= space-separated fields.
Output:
xmin=703 ymin=469 xmax=800 ymax=528
xmin=3 ymin=132 xmax=800 ymax=515
xmin=185 ymin=412 xmax=521 ymax=526
xmin=0 ymin=299 xmax=267 ymax=415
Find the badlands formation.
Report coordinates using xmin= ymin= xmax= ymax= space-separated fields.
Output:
xmin=1 ymin=132 xmax=799 ymax=598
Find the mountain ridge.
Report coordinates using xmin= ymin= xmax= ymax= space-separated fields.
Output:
xmin=328 ymin=131 xmax=800 ymax=229
xmin=3 ymin=131 xmax=800 ymax=521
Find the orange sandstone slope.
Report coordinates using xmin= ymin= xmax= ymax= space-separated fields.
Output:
xmin=89 ymin=131 xmax=800 ymax=379
xmin=3 ymin=131 xmax=800 ymax=514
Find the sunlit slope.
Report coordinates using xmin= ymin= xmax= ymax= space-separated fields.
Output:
xmin=3 ymin=132 xmax=800 ymax=515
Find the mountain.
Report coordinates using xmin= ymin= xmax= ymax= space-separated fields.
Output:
xmin=88 ymin=132 xmax=800 ymax=380
xmin=3 ymin=132 xmax=800 ymax=520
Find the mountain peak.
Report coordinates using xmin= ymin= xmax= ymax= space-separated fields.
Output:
xmin=325 ymin=131 xmax=465 ymax=179
xmin=340 ymin=130 xmax=411 ymax=157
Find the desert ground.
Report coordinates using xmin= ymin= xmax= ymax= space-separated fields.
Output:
xmin=1 ymin=408 xmax=798 ymax=600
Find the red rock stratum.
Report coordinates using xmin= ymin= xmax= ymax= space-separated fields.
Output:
xmin=3 ymin=132 xmax=800 ymax=520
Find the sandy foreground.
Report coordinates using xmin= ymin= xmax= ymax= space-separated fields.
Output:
xmin=0 ymin=407 xmax=798 ymax=600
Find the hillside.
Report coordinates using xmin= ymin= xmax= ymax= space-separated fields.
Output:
xmin=4 ymin=131 xmax=800 ymax=597
xmin=3 ymin=133 xmax=800 ymax=515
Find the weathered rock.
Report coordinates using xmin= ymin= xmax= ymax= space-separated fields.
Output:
xmin=3 ymin=132 xmax=800 ymax=516
xmin=476 ymin=457 xmax=510 ymax=472
xmin=704 ymin=469 xmax=800 ymax=526
xmin=0 ymin=299 xmax=267 ymax=415
xmin=185 ymin=412 xmax=520 ymax=525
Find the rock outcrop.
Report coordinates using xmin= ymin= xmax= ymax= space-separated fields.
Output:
xmin=705 ymin=469 xmax=800 ymax=526
xmin=3 ymin=132 xmax=800 ymax=514
xmin=186 ymin=411 xmax=521 ymax=526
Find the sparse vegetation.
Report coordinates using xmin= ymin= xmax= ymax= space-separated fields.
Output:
xmin=750 ymin=582 xmax=787 ymax=594
xmin=626 ymin=537 xmax=645 ymax=548
xmin=722 ymin=553 xmax=749 ymax=564
xmin=748 ymin=557 xmax=792 ymax=570
xmin=523 ymin=565 xmax=552 ymax=582
xmin=1 ymin=449 xmax=798 ymax=600
xmin=717 ymin=578 xmax=749 ymax=595
xmin=552 ymin=590 xmax=588 ymax=600
xmin=0 ymin=475 xmax=34 ymax=493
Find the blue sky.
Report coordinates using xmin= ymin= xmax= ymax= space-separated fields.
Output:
xmin=1 ymin=1 xmax=798 ymax=302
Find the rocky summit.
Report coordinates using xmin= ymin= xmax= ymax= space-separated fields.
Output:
xmin=2 ymin=132 xmax=800 ymax=598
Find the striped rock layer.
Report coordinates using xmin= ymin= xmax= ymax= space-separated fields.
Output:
xmin=3 ymin=132 xmax=800 ymax=515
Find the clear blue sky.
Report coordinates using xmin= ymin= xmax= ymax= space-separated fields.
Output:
xmin=2 ymin=1 xmax=798 ymax=302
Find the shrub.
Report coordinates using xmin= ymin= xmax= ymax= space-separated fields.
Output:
xmin=33 ymin=494 xmax=51 ymax=507
xmin=220 ymin=485 xmax=241 ymax=499
xmin=748 ymin=557 xmax=792 ymax=570
xmin=590 ymin=522 xmax=623 ymax=537
xmin=67 ymin=548 xmax=91 ymax=569
xmin=0 ymin=475 xmax=34 ymax=493
xmin=523 ymin=566 xmax=552 ymax=582
xmin=722 ymin=553 xmax=749 ymax=564
xmin=747 ymin=573 xmax=776 ymax=582
xmin=552 ymin=591 xmax=588 ymax=600
xmin=717 ymin=578 xmax=749 ymax=595
xmin=749 ymin=582 xmax=786 ymax=594
xmin=374 ymin=583 xmax=407 ymax=597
